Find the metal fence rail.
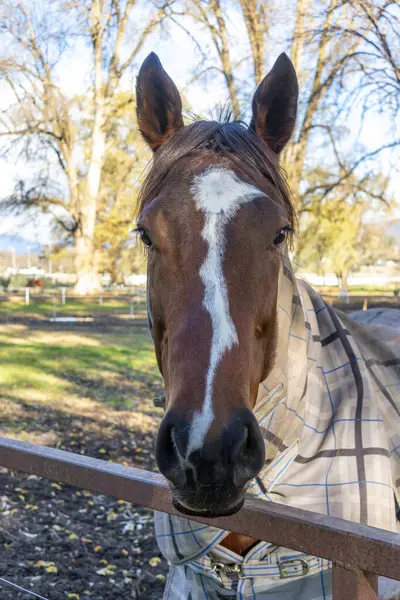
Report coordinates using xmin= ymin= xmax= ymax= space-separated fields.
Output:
xmin=0 ymin=435 xmax=399 ymax=599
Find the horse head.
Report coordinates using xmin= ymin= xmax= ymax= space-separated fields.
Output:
xmin=136 ymin=52 xmax=298 ymax=518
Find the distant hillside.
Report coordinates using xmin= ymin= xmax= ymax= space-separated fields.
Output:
xmin=0 ymin=234 xmax=43 ymax=255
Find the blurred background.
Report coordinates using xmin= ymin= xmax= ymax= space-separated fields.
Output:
xmin=0 ymin=0 xmax=399 ymax=301
xmin=0 ymin=1 xmax=399 ymax=599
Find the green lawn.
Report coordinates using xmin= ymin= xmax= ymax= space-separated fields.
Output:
xmin=0 ymin=323 xmax=163 ymax=445
xmin=0 ymin=297 xmax=147 ymax=316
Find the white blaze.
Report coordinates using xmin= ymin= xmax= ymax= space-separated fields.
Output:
xmin=187 ymin=167 xmax=263 ymax=455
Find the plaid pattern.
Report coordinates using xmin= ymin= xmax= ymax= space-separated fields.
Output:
xmin=153 ymin=259 xmax=400 ymax=599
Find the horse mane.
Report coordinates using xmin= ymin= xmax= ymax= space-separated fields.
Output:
xmin=136 ymin=118 xmax=296 ymax=235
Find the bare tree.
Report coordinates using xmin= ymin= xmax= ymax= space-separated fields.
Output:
xmin=285 ymin=0 xmax=400 ymax=208
xmin=169 ymin=0 xmax=270 ymax=117
xmin=174 ymin=0 xmax=241 ymax=115
xmin=238 ymin=0 xmax=269 ymax=84
xmin=0 ymin=0 xmax=169 ymax=294
xmin=175 ymin=0 xmax=399 ymax=212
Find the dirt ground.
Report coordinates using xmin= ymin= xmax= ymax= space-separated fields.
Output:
xmin=0 ymin=321 xmax=169 ymax=600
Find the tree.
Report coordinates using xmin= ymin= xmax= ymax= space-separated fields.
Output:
xmin=286 ymin=0 xmax=400 ymax=209
xmin=295 ymin=169 xmax=395 ymax=289
xmin=0 ymin=0 xmax=168 ymax=294
xmin=94 ymin=93 xmax=150 ymax=283
xmin=172 ymin=0 xmax=399 ymax=211
xmin=170 ymin=0 xmax=269 ymax=116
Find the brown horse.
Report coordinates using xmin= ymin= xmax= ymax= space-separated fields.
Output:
xmin=136 ymin=50 xmax=296 ymax=533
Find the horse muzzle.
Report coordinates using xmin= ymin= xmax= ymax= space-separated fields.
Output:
xmin=155 ymin=408 xmax=265 ymax=517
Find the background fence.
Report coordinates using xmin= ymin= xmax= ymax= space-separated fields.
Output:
xmin=0 ymin=287 xmax=148 ymax=323
xmin=0 ymin=289 xmax=399 ymax=323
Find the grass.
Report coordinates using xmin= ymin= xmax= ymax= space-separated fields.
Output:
xmin=0 ymin=298 xmax=147 ymax=316
xmin=0 ymin=323 xmax=163 ymax=446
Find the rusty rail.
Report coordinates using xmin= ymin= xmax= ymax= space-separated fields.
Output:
xmin=0 ymin=435 xmax=399 ymax=598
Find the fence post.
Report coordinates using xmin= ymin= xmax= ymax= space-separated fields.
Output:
xmin=25 ymin=288 xmax=30 ymax=306
xmin=363 ymin=297 xmax=368 ymax=311
xmin=61 ymin=288 xmax=66 ymax=305
xmin=130 ymin=297 xmax=134 ymax=318
xmin=332 ymin=564 xmax=378 ymax=600
xmin=53 ymin=297 xmax=57 ymax=320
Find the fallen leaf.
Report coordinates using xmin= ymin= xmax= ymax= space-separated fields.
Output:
xmin=46 ymin=565 xmax=58 ymax=574
xmin=96 ymin=565 xmax=116 ymax=576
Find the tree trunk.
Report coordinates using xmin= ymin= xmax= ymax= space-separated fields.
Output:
xmin=74 ymin=223 xmax=102 ymax=295
xmin=72 ymin=0 xmax=106 ymax=296
xmin=212 ymin=0 xmax=240 ymax=116
xmin=239 ymin=0 xmax=266 ymax=84
xmin=109 ymin=253 xmax=124 ymax=285
xmin=73 ymin=4 xmax=106 ymax=295
xmin=339 ymin=270 xmax=349 ymax=291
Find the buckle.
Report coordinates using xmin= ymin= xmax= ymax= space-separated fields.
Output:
xmin=208 ymin=561 xmax=242 ymax=585
xmin=278 ymin=558 xmax=310 ymax=579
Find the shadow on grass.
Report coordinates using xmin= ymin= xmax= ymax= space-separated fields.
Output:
xmin=0 ymin=321 xmax=163 ymax=415
xmin=0 ymin=388 xmax=161 ymax=471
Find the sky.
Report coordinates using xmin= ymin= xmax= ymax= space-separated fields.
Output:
xmin=0 ymin=2 xmax=399 ymax=243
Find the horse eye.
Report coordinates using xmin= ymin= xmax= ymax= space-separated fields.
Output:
xmin=138 ymin=228 xmax=153 ymax=248
xmin=273 ymin=227 xmax=290 ymax=247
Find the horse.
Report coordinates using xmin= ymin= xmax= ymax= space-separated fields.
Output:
xmin=27 ymin=279 xmax=44 ymax=289
xmin=135 ymin=52 xmax=400 ymax=599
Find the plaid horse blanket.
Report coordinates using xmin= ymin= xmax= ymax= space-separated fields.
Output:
xmin=153 ymin=259 xmax=400 ymax=599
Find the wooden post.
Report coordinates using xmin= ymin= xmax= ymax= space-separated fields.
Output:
xmin=363 ymin=297 xmax=368 ymax=311
xmin=25 ymin=288 xmax=30 ymax=306
xmin=61 ymin=288 xmax=66 ymax=305
xmin=332 ymin=564 xmax=378 ymax=599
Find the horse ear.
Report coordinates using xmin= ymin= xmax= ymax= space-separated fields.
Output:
xmin=136 ymin=52 xmax=184 ymax=152
xmin=249 ymin=53 xmax=298 ymax=154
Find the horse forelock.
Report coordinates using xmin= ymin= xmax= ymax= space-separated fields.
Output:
xmin=136 ymin=118 xmax=296 ymax=238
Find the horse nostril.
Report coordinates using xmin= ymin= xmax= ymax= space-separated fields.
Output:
xmin=230 ymin=417 xmax=265 ymax=488
xmin=157 ymin=423 xmax=176 ymax=464
xmin=229 ymin=425 xmax=249 ymax=463
xmin=155 ymin=412 xmax=189 ymax=487
xmin=170 ymin=425 xmax=187 ymax=459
